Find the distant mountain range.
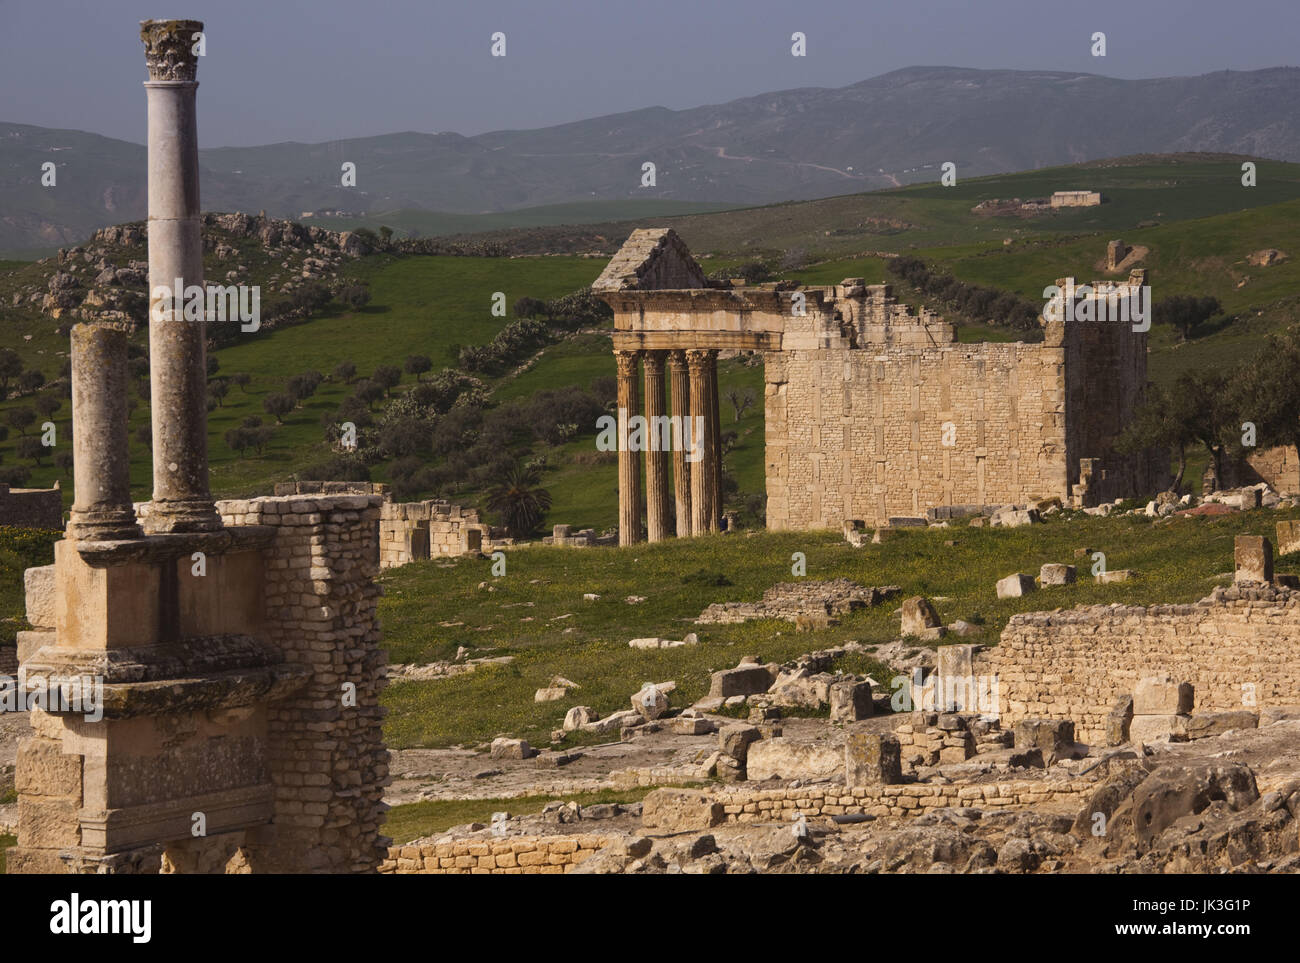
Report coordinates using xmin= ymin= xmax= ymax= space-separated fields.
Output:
xmin=5 ymin=65 xmax=1300 ymax=257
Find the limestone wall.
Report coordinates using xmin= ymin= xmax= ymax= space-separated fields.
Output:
xmin=379 ymin=499 xmax=486 ymax=568
xmin=381 ymin=834 xmax=611 ymax=874
xmin=0 ymin=485 xmax=62 ymax=529
xmin=765 ymin=340 xmax=1069 ymax=529
xmin=217 ymin=494 xmax=390 ymax=872
xmin=1246 ymin=446 xmax=1300 ymax=495
xmin=981 ymin=587 xmax=1300 ymax=745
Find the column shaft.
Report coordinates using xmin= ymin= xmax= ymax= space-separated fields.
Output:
xmin=68 ymin=323 xmax=143 ymax=541
xmin=616 ymin=350 xmax=642 ymax=546
xmin=708 ymin=354 xmax=723 ymax=529
xmin=668 ymin=350 xmax=692 ymax=536
xmin=687 ymin=349 xmax=718 ymax=534
xmin=643 ymin=351 xmax=671 ymax=542
xmin=142 ymin=20 xmax=220 ymax=533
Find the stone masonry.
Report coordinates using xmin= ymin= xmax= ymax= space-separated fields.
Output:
xmin=0 ymin=484 xmax=63 ymax=529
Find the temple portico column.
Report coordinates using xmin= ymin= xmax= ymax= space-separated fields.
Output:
xmin=668 ymin=350 xmax=692 ymax=536
xmin=616 ymin=350 xmax=643 ymax=545
xmin=643 ymin=351 xmax=671 ymax=542
xmin=68 ymin=323 xmax=143 ymax=542
xmin=687 ymin=349 xmax=719 ymax=534
xmin=141 ymin=19 xmax=221 ymax=533
xmin=708 ymin=354 xmax=723 ymax=530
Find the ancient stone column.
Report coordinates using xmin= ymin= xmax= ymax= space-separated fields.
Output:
xmin=708 ymin=354 xmax=723 ymax=530
xmin=687 ymin=349 xmax=718 ymax=533
xmin=642 ymin=351 xmax=671 ymax=542
xmin=616 ymin=350 xmax=642 ymax=545
xmin=141 ymin=19 xmax=221 ymax=533
xmin=668 ymin=350 xmax=692 ymax=536
xmin=68 ymin=323 xmax=143 ymax=541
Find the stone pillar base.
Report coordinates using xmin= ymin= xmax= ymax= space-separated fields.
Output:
xmin=67 ymin=508 xmax=143 ymax=542
xmin=142 ymin=498 xmax=223 ymax=534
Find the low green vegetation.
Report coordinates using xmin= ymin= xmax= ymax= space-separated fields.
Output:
xmin=379 ymin=506 xmax=1300 ymax=749
xmin=0 ymin=526 xmax=59 ymax=647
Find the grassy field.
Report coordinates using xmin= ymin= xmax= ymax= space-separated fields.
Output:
xmin=378 ymin=506 xmax=1300 ymax=749
xmin=0 ymin=526 xmax=59 ymax=647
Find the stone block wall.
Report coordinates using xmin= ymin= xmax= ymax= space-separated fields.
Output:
xmin=982 ymin=588 xmax=1300 ymax=745
xmin=379 ymin=499 xmax=487 ymax=568
xmin=765 ymin=340 xmax=1069 ymax=529
xmin=380 ymin=834 xmax=611 ymax=874
xmin=1246 ymin=445 xmax=1299 ymax=495
xmin=0 ymin=484 xmax=63 ymax=529
xmin=217 ymin=494 xmax=390 ymax=872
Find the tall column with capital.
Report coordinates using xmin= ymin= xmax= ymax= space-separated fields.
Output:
xmin=709 ymin=355 xmax=723 ymax=530
xmin=141 ymin=19 xmax=221 ymax=533
xmin=615 ymin=350 xmax=642 ymax=545
xmin=687 ymin=349 xmax=719 ymax=534
xmin=642 ymin=351 xmax=672 ymax=542
xmin=668 ymin=350 xmax=692 ymax=536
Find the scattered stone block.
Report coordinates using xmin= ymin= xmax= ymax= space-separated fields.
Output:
xmin=534 ymin=687 xmax=567 ymax=702
xmin=563 ymin=706 xmax=598 ymax=731
xmin=1129 ymin=714 xmax=1190 ymax=744
xmin=901 ymin=596 xmax=941 ymax=636
xmin=746 ymin=739 xmax=842 ymax=782
xmin=829 ymin=679 xmax=873 ymax=723
xmin=996 ymin=573 xmax=1036 ymax=598
xmin=1133 ymin=675 xmax=1194 ymax=715
xmin=1097 ymin=569 xmax=1136 ymax=583
xmin=632 ymin=684 xmax=670 ymax=721
xmin=674 ymin=716 xmax=714 ymax=735
xmin=947 ymin=620 xmax=980 ymax=638
xmin=708 ymin=664 xmax=777 ymax=699
xmin=1277 ymin=520 xmax=1300 ymax=556
xmin=1185 ymin=711 xmax=1259 ymax=739
xmin=1234 ymin=535 xmax=1273 ymax=584
xmin=1039 ymin=563 xmax=1076 ymax=586
xmin=718 ymin=723 xmax=762 ymax=765
xmin=23 ymin=565 xmax=56 ymax=629
xmin=640 ymin=788 xmax=724 ymax=832
xmin=991 ymin=508 xmax=1040 ymax=528
xmin=1013 ymin=718 xmax=1075 ymax=764
xmin=489 ymin=738 xmax=537 ymax=760
xmin=1107 ymin=694 xmax=1133 ymax=746
xmin=845 ymin=730 xmax=902 ymax=785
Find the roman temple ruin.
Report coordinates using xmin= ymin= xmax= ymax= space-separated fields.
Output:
xmin=594 ymin=228 xmax=1160 ymax=539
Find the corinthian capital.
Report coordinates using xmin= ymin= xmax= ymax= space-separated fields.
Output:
xmin=140 ymin=19 xmax=204 ymax=82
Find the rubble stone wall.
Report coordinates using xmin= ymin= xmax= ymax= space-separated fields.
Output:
xmin=984 ymin=590 xmax=1300 ymax=745
xmin=217 ymin=494 xmax=390 ymax=872
xmin=0 ymin=485 xmax=62 ymax=529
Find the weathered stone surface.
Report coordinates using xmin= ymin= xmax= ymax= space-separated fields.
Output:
xmin=1013 ymin=718 xmax=1075 ymax=763
xmin=1097 ymin=569 xmax=1136 ymax=583
xmin=829 ymin=679 xmax=873 ymax=723
xmin=991 ymin=508 xmax=1040 ymax=528
xmin=1129 ymin=714 xmax=1191 ymax=744
xmin=563 ymin=706 xmax=598 ymax=732
xmin=901 ymin=596 xmax=941 ymax=636
xmin=1185 ymin=711 xmax=1259 ymax=739
xmin=718 ymin=724 xmax=762 ymax=765
xmin=490 ymin=737 xmax=538 ymax=760
xmin=534 ymin=687 xmax=567 ymax=702
xmin=23 ymin=565 xmax=57 ymax=629
xmin=1039 ymin=563 xmax=1076 ymax=586
xmin=1129 ymin=764 xmax=1259 ymax=851
xmin=1107 ymin=694 xmax=1134 ymax=746
xmin=845 ymin=730 xmax=902 ymax=785
xmin=746 ymin=739 xmax=842 ymax=782
xmin=1234 ymin=535 xmax=1273 ymax=584
xmin=1133 ymin=675 xmax=1194 ymax=715
xmin=1277 ymin=520 xmax=1300 ymax=556
xmin=640 ymin=788 xmax=725 ymax=832
xmin=708 ymin=664 xmax=777 ymax=698
xmin=632 ymin=684 xmax=670 ymax=720
xmin=996 ymin=573 xmax=1036 ymax=598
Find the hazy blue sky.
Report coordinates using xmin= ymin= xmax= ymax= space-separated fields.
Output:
xmin=2 ymin=0 xmax=1297 ymax=147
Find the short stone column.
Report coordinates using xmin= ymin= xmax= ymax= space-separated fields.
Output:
xmin=687 ymin=349 xmax=719 ymax=533
xmin=68 ymin=323 xmax=143 ymax=541
xmin=642 ymin=351 xmax=671 ymax=542
xmin=616 ymin=350 xmax=642 ymax=546
xmin=141 ymin=19 xmax=221 ymax=533
xmin=668 ymin=350 xmax=692 ymax=537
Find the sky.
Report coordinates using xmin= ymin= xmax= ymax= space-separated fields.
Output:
xmin=1 ymin=0 xmax=1298 ymax=148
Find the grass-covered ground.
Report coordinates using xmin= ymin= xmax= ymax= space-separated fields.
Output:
xmin=383 ymin=787 xmax=656 ymax=844
xmin=0 ymin=526 xmax=58 ymax=648
xmin=378 ymin=506 xmax=1300 ymax=749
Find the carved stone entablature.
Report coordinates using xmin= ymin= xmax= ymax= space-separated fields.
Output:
xmin=140 ymin=19 xmax=204 ymax=82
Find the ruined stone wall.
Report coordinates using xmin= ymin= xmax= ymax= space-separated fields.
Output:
xmin=381 ymin=834 xmax=611 ymax=874
xmin=0 ymin=485 xmax=63 ymax=529
xmin=217 ymin=493 xmax=390 ymax=872
xmin=1246 ymin=445 xmax=1300 ymax=495
xmin=379 ymin=499 xmax=486 ymax=569
xmin=982 ymin=589 xmax=1300 ymax=745
xmin=765 ymin=339 xmax=1069 ymax=529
